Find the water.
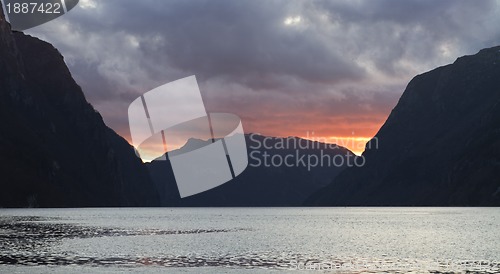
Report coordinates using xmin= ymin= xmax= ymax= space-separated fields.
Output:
xmin=0 ymin=208 xmax=499 ymax=273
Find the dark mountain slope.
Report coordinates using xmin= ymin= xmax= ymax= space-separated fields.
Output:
xmin=306 ymin=46 xmax=500 ymax=206
xmin=147 ymin=134 xmax=356 ymax=206
xmin=0 ymin=7 xmax=159 ymax=207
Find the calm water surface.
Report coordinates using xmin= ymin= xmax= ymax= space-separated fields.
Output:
xmin=0 ymin=207 xmax=499 ymax=273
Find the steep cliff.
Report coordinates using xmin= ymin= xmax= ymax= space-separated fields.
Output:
xmin=0 ymin=6 xmax=159 ymax=207
xmin=306 ymin=46 xmax=500 ymax=206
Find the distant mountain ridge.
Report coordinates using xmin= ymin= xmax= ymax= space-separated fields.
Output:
xmin=147 ymin=133 xmax=356 ymax=206
xmin=0 ymin=6 xmax=159 ymax=207
xmin=306 ymin=46 xmax=500 ymax=206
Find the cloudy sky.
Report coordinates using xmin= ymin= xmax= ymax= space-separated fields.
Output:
xmin=26 ymin=0 xmax=500 ymax=154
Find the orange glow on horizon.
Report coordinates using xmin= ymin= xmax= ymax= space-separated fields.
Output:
xmin=131 ymin=134 xmax=375 ymax=161
xmin=124 ymin=119 xmax=385 ymax=160
xmin=119 ymin=109 xmax=387 ymax=161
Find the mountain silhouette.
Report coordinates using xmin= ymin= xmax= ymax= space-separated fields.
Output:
xmin=147 ymin=134 xmax=356 ymax=206
xmin=306 ymin=46 xmax=500 ymax=206
xmin=0 ymin=7 xmax=159 ymax=207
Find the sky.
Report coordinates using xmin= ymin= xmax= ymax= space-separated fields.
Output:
xmin=25 ymin=0 xmax=500 ymax=155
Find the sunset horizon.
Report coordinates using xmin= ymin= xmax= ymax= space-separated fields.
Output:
xmin=1 ymin=1 xmax=499 ymax=273
xmin=22 ymin=0 xmax=498 ymax=161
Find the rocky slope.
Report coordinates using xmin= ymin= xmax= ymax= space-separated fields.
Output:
xmin=0 ymin=6 xmax=159 ymax=207
xmin=306 ymin=46 xmax=500 ymax=206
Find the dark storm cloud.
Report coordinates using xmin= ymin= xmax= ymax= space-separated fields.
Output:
xmin=26 ymin=0 xmax=500 ymax=142
xmin=66 ymin=0 xmax=366 ymax=87
xmin=315 ymin=0 xmax=500 ymax=75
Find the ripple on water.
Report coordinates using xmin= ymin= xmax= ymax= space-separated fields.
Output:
xmin=1 ymin=211 xmax=499 ymax=273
